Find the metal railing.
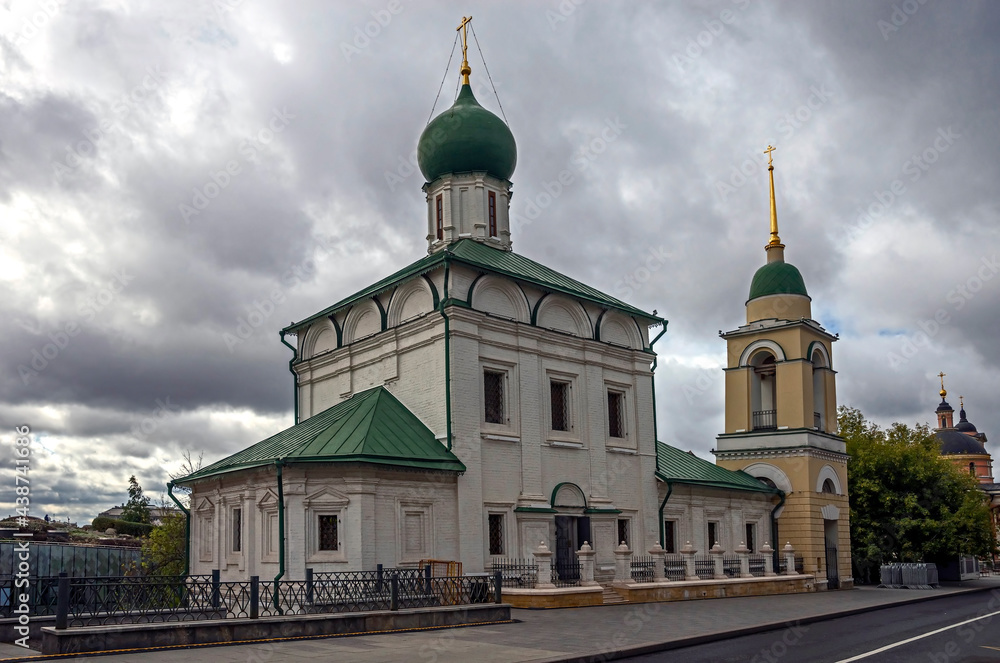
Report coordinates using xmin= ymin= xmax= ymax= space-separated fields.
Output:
xmin=748 ymin=554 xmax=768 ymax=577
xmin=664 ymin=554 xmax=686 ymax=581
xmin=752 ymin=410 xmax=776 ymax=431
xmin=722 ymin=555 xmax=741 ymax=578
xmin=19 ymin=569 xmax=502 ymax=629
xmin=489 ymin=558 xmax=538 ymax=588
xmin=630 ymin=555 xmax=655 ymax=583
xmin=550 ymin=560 xmax=581 ymax=587
xmin=694 ymin=556 xmax=715 ymax=580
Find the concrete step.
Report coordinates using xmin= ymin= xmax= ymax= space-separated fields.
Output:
xmin=601 ymin=586 xmax=628 ymax=605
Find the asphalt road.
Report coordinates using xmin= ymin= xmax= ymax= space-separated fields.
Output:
xmin=623 ymin=589 xmax=1000 ymax=663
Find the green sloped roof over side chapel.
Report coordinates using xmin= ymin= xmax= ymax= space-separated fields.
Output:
xmin=175 ymin=387 xmax=465 ymax=483
xmin=655 ymin=442 xmax=779 ymax=493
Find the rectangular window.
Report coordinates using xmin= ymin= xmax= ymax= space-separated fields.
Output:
xmin=488 ymin=514 xmax=504 ymax=555
xmin=483 ymin=370 xmax=505 ymax=424
xmin=745 ymin=523 xmax=756 ymax=553
xmin=319 ymin=515 xmax=339 ymax=551
xmin=708 ymin=521 xmax=719 ymax=549
xmin=608 ymin=391 xmax=625 ymax=438
xmin=232 ymin=508 xmax=242 ymax=553
xmin=663 ymin=521 xmax=676 ymax=554
xmin=436 ymin=194 xmax=443 ymax=241
xmin=550 ymin=381 xmax=570 ymax=431
xmin=488 ymin=191 xmax=497 ymax=237
xmin=617 ymin=518 xmax=630 ymax=547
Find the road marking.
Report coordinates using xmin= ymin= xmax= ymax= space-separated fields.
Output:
xmin=833 ymin=609 xmax=1000 ymax=662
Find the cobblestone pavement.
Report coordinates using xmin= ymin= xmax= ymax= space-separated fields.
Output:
xmin=4 ymin=579 xmax=1000 ymax=663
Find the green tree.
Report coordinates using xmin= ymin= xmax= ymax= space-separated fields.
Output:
xmin=120 ymin=475 xmax=151 ymax=524
xmin=840 ymin=406 xmax=997 ymax=584
xmin=141 ymin=512 xmax=186 ymax=576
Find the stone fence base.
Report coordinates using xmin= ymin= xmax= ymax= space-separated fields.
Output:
xmin=612 ymin=575 xmax=816 ymax=603
xmin=41 ymin=603 xmax=511 ymax=655
xmin=501 ymin=586 xmax=604 ymax=608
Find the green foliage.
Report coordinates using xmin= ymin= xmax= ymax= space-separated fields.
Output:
xmin=840 ymin=406 xmax=997 ymax=584
xmin=141 ymin=512 xmax=187 ymax=576
xmin=120 ymin=475 xmax=151 ymax=524
xmin=91 ymin=516 xmax=154 ymax=538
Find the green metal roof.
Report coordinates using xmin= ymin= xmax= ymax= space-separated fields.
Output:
xmin=655 ymin=442 xmax=778 ymax=493
xmin=748 ymin=261 xmax=809 ymax=301
xmin=418 ymin=84 xmax=517 ymax=182
xmin=174 ymin=387 xmax=465 ymax=483
xmin=283 ymin=239 xmax=659 ymax=334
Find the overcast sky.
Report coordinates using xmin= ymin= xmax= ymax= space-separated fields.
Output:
xmin=1 ymin=0 xmax=998 ymax=524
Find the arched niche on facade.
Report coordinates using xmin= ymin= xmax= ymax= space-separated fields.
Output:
xmin=535 ymin=295 xmax=592 ymax=338
xmin=469 ymin=275 xmax=530 ymax=323
xmin=387 ymin=277 xmax=436 ymax=328
xmin=342 ymin=300 xmax=383 ymax=344
xmin=303 ymin=319 xmax=338 ymax=358
xmin=598 ymin=311 xmax=643 ymax=350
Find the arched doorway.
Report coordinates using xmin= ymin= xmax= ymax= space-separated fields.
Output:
xmin=551 ymin=483 xmax=590 ymax=582
xmin=750 ymin=352 xmax=777 ymax=430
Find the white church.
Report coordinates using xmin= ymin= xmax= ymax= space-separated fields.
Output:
xmin=174 ymin=25 xmax=850 ymax=589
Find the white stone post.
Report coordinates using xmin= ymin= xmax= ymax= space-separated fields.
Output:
xmin=576 ymin=541 xmax=598 ymax=586
xmin=735 ymin=541 xmax=752 ymax=578
xmin=783 ymin=542 xmax=798 ymax=576
xmin=710 ymin=541 xmax=726 ymax=579
xmin=613 ymin=541 xmax=633 ymax=584
xmin=760 ymin=542 xmax=776 ymax=576
xmin=533 ymin=541 xmax=556 ymax=588
xmin=680 ymin=541 xmax=698 ymax=581
xmin=648 ymin=542 xmax=666 ymax=581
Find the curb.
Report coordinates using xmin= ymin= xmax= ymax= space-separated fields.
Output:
xmin=522 ymin=585 xmax=999 ymax=663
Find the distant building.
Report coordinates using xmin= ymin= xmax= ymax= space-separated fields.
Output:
xmin=98 ymin=506 xmax=179 ymax=526
xmin=932 ymin=381 xmax=1000 ymax=545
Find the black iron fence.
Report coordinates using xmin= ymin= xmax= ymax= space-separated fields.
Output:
xmin=694 ymin=555 xmax=715 ymax=580
xmin=748 ymin=554 xmax=768 ymax=577
xmin=2 ymin=568 xmax=501 ymax=628
xmin=489 ymin=558 xmax=538 ymax=588
xmin=550 ymin=559 xmax=581 ymax=587
xmin=722 ymin=555 xmax=741 ymax=578
xmin=664 ymin=554 xmax=686 ymax=581
xmin=630 ymin=555 xmax=655 ymax=583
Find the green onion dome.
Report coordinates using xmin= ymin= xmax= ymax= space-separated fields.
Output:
xmin=418 ymin=84 xmax=516 ymax=183
xmin=748 ymin=261 xmax=809 ymax=300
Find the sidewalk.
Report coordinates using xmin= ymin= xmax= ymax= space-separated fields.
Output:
xmin=3 ymin=578 xmax=999 ymax=662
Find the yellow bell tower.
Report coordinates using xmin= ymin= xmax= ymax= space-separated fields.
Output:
xmin=714 ymin=146 xmax=852 ymax=589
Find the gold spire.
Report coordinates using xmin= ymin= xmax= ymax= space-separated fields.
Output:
xmin=764 ymin=145 xmax=783 ymax=251
xmin=938 ymin=371 xmax=947 ymax=398
xmin=457 ymin=16 xmax=472 ymax=86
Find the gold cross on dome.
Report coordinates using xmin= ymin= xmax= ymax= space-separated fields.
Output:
xmin=763 ymin=144 xmax=776 ymax=166
xmin=457 ymin=16 xmax=473 ymax=84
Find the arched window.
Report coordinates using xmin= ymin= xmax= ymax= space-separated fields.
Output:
xmin=970 ymin=462 xmax=976 ymax=476
xmin=750 ymin=352 xmax=777 ymax=431
xmin=821 ymin=478 xmax=836 ymax=494
xmin=756 ymin=477 xmax=778 ymax=490
xmin=812 ymin=349 xmax=827 ymax=431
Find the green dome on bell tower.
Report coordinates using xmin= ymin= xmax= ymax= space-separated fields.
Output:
xmin=417 ymin=84 xmax=517 ymax=183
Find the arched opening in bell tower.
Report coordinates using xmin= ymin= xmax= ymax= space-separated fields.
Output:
xmin=812 ymin=349 xmax=827 ymax=430
xmin=750 ymin=352 xmax=777 ymax=431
